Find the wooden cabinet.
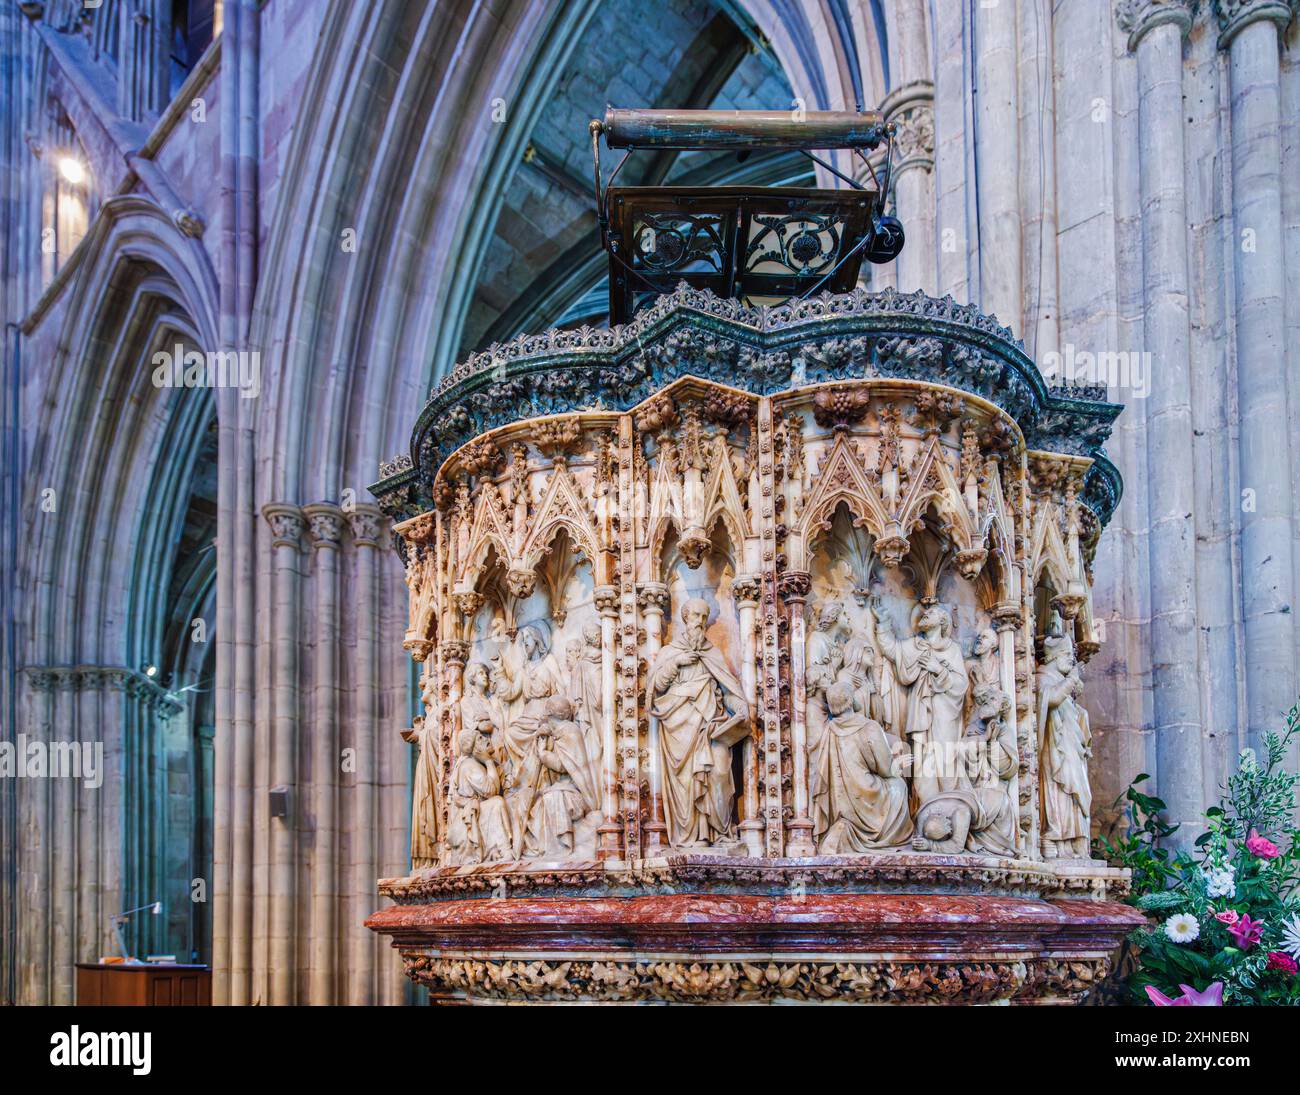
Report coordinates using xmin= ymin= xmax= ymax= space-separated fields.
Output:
xmin=76 ymin=963 xmax=211 ymax=1006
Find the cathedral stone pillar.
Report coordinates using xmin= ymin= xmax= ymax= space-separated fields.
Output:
xmin=262 ymin=503 xmax=304 ymax=1004
xmin=1116 ymin=0 xmax=1205 ymax=838
xmin=1215 ymin=0 xmax=1298 ymax=752
xmin=879 ymin=81 xmax=935 ymax=294
xmin=303 ymin=502 xmax=343 ymax=1004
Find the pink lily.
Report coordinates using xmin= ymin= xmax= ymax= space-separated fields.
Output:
xmin=1146 ymin=982 xmax=1223 ymax=1006
xmin=1227 ymin=914 xmax=1263 ymax=950
xmin=1246 ymin=829 xmax=1280 ymax=859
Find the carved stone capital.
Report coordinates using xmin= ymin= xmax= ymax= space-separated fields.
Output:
xmin=303 ymin=503 xmax=344 ymax=550
xmin=594 ymin=584 xmax=620 ymax=617
xmin=992 ymin=601 xmax=1023 ymax=630
xmin=954 ymin=547 xmax=988 ymax=581
xmin=878 ymin=80 xmax=934 ymax=177
xmin=636 ymin=582 xmax=670 ymax=614
xmin=347 ymin=503 xmax=385 ymax=549
xmin=438 ymin=640 xmax=469 ymax=667
xmin=262 ymin=503 xmax=305 ymax=549
xmin=505 ymin=567 xmax=536 ymax=599
xmin=873 ymin=530 xmax=910 ymax=568
xmin=731 ymin=575 xmax=761 ymax=607
xmin=1116 ymin=0 xmax=1197 ymax=51
xmin=453 ymin=591 xmax=485 ymax=619
xmin=777 ymin=570 xmax=811 ymax=604
xmin=1213 ymin=0 xmax=1294 ymax=48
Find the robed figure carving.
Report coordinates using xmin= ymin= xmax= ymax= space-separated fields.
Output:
xmin=403 ymin=663 xmax=441 ymax=867
xmin=813 ymin=683 xmax=913 ymax=852
xmin=1037 ymin=612 xmax=1092 ymax=858
xmin=647 ymin=598 xmax=750 ymax=847
xmin=872 ymin=599 xmax=969 ymax=807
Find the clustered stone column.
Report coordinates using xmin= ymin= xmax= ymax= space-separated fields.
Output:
xmin=1214 ymin=0 xmax=1297 ymax=753
xmin=1115 ymin=0 xmax=1205 ymax=835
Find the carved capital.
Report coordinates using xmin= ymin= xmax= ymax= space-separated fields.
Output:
xmin=636 ymin=582 xmax=670 ymax=614
xmin=438 ymin=640 xmax=469 ymax=667
xmin=262 ymin=503 xmax=305 ymax=549
xmin=777 ymin=570 xmax=812 ymax=604
xmin=731 ymin=575 xmax=761 ymax=607
xmin=1051 ymin=593 xmax=1087 ymax=621
xmin=505 ymin=567 xmax=536 ymax=599
xmin=954 ymin=547 xmax=988 ymax=581
xmin=878 ymin=80 xmax=934 ymax=176
xmin=347 ymin=503 xmax=385 ymax=549
xmin=873 ymin=531 xmax=910 ymax=569
xmin=303 ymin=503 xmax=344 ymax=550
xmin=453 ymin=591 xmax=485 ymax=619
xmin=1212 ymin=0 xmax=1294 ymax=48
xmin=395 ymin=511 xmax=435 ymax=546
xmin=992 ymin=601 xmax=1023 ymax=630
xmin=677 ymin=529 xmax=712 ymax=570
xmin=594 ymin=584 xmax=620 ymax=617
xmin=1116 ymin=0 xmax=1197 ymax=51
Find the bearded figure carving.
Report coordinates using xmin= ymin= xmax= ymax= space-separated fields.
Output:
xmin=1037 ymin=611 xmax=1092 ymax=859
xmin=647 ymin=598 xmax=750 ymax=847
xmin=872 ymin=598 xmax=969 ymax=808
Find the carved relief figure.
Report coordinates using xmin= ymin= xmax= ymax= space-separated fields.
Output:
xmin=647 ymin=598 xmax=750 ymax=847
xmin=1037 ymin=612 xmax=1092 ymax=858
xmin=447 ymin=727 xmax=513 ymax=864
xmin=913 ymin=683 xmax=1017 ymax=856
xmin=460 ymin=661 xmax=501 ymax=758
xmin=493 ymin=621 xmax=565 ymax=769
xmin=514 ymin=696 xmax=601 ymax=859
xmin=813 ymin=683 xmax=913 ymax=853
xmin=404 ymin=662 xmax=441 ymax=867
xmin=872 ymin=598 xmax=969 ymax=806
xmin=567 ymin=621 xmax=605 ymax=782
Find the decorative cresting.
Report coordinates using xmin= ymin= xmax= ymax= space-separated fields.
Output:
xmin=368 ymin=284 xmax=1139 ymax=1005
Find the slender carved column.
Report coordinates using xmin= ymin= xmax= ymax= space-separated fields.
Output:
xmin=993 ymin=601 xmax=1023 ymax=855
xmin=755 ymin=398 xmax=786 ymax=857
xmin=1116 ymin=0 xmax=1205 ymax=841
xmin=595 ymin=584 xmax=623 ymax=860
xmin=303 ymin=502 xmax=342 ymax=1003
xmin=1215 ymin=0 xmax=1298 ymax=752
xmin=347 ymin=504 xmax=384 ymax=1004
xmin=616 ymin=416 xmax=641 ymax=860
xmin=637 ymin=582 xmax=670 ymax=855
xmin=261 ymin=503 xmax=303 ymax=1004
xmin=779 ymin=569 xmax=815 ymax=857
xmin=733 ymin=575 xmax=764 ymax=857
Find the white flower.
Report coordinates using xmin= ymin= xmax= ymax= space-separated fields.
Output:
xmin=1280 ymin=913 xmax=1300 ymax=961
xmin=1164 ymin=913 xmax=1200 ymax=945
xmin=1204 ymin=868 xmax=1236 ymax=899
xmin=1238 ymin=747 xmax=1258 ymax=773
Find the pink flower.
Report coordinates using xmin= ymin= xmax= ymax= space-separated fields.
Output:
xmin=1146 ymin=982 xmax=1224 ymax=1006
xmin=1246 ymin=828 xmax=1280 ymax=859
xmin=1215 ymin=909 xmax=1240 ymax=926
xmin=1266 ymin=952 xmax=1298 ymax=975
xmin=1227 ymin=914 xmax=1263 ymax=950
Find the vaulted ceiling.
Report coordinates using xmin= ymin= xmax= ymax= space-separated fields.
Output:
xmin=458 ymin=0 xmax=810 ymax=355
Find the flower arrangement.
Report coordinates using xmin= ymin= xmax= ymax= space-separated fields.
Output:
xmin=1094 ymin=704 xmax=1300 ymax=1006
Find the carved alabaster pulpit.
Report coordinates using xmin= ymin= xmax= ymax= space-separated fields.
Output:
xmin=366 ymin=112 xmax=1143 ymax=1005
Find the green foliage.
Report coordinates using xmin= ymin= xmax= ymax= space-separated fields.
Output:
xmin=1094 ymin=704 xmax=1300 ymax=1006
